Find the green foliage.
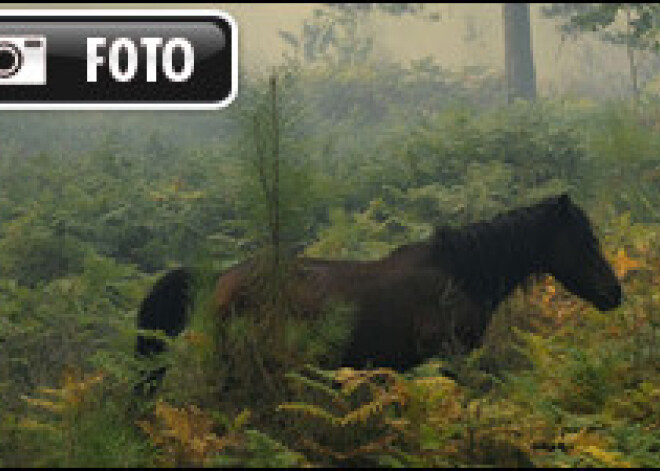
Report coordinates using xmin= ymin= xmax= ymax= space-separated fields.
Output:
xmin=11 ymin=370 xmax=154 ymax=467
xmin=543 ymin=3 xmax=660 ymax=51
xmin=210 ymin=429 xmax=308 ymax=468
xmin=0 ymin=206 xmax=86 ymax=287
xmin=577 ymin=104 xmax=660 ymax=221
xmin=233 ymin=72 xmax=326 ymax=257
xmin=281 ymin=4 xmax=439 ymax=67
xmin=384 ymin=101 xmax=584 ymax=191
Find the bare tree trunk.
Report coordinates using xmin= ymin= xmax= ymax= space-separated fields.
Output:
xmin=270 ymin=75 xmax=280 ymax=269
xmin=503 ymin=3 xmax=537 ymax=103
xmin=625 ymin=5 xmax=640 ymax=105
xmin=253 ymin=74 xmax=282 ymax=272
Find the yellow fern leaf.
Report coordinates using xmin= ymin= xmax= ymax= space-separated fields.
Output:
xmin=182 ymin=330 xmax=211 ymax=348
xmin=277 ymin=402 xmax=340 ymax=426
xmin=35 ymin=387 xmax=65 ymax=398
xmin=340 ymin=391 xmax=402 ymax=426
xmin=21 ymin=396 xmax=65 ymax=413
xmin=17 ymin=418 xmax=58 ymax=433
xmin=140 ymin=399 xmax=241 ymax=467
xmin=611 ymin=247 xmax=644 ymax=280
xmin=232 ymin=409 xmax=251 ymax=430
xmin=581 ymin=445 xmax=633 ymax=468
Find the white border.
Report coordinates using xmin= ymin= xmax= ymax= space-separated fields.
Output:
xmin=0 ymin=9 xmax=238 ymax=110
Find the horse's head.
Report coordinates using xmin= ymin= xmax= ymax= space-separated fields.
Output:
xmin=544 ymin=194 xmax=622 ymax=311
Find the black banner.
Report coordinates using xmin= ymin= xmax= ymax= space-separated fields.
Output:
xmin=0 ymin=10 xmax=236 ymax=109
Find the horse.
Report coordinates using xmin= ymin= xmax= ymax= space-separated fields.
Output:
xmin=135 ymin=194 xmax=622 ymax=393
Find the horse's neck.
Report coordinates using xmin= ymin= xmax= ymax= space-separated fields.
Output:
xmin=435 ymin=219 xmax=548 ymax=310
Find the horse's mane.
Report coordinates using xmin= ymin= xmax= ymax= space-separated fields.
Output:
xmin=429 ymin=195 xmax=594 ymax=309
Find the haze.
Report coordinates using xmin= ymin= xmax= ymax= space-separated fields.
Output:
xmin=1 ymin=3 xmax=647 ymax=99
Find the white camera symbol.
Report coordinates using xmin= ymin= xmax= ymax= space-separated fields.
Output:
xmin=0 ymin=36 xmax=47 ymax=85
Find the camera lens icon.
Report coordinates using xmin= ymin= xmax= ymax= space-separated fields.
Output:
xmin=0 ymin=43 xmax=23 ymax=78
xmin=0 ymin=36 xmax=47 ymax=85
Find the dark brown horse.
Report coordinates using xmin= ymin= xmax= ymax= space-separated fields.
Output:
xmin=135 ymin=194 xmax=622 ymax=391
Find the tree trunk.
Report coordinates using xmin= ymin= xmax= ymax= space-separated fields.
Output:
xmin=625 ymin=5 xmax=640 ymax=105
xmin=503 ymin=3 xmax=537 ymax=103
xmin=270 ymin=74 xmax=280 ymax=269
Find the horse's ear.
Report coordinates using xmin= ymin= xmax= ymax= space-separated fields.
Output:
xmin=557 ymin=193 xmax=571 ymax=211
xmin=431 ymin=225 xmax=453 ymax=253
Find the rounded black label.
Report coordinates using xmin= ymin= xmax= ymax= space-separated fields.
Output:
xmin=0 ymin=10 xmax=237 ymax=109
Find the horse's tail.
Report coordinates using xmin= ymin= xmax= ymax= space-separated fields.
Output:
xmin=134 ymin=266 xmax=194 ymax=396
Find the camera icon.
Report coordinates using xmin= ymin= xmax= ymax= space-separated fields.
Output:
xmin=0 ymin=36 xmax=47 ymax=85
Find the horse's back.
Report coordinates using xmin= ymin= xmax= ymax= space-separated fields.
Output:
xmin=213 ymin=260 xmax=254 ymax=311
xmin=207 ymin=249 xmax=487 ymax=370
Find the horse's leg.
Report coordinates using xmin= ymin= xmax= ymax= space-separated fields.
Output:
xmin=135 ymin=267 xmax=193 ymax=396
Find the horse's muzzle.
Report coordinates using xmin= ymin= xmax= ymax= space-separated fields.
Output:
xmin=597 ymin=284 xmax=623 ymax=311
